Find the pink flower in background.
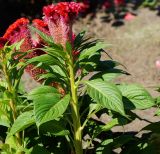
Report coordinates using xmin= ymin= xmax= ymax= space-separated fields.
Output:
xmin=124 ymin=13 xmax=135 ymax=21
xmin=156 ymin=60 xmax=160 ymax=70
xmin=43 ymin=2 xmax=82 ymax=47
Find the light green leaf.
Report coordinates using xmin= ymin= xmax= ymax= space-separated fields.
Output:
xmin=118 ymin=84 xmax=155 ymax=109
xmin=28 ymin=86 xmax=61 ymax=126
xmin=155 ymin=109 xmax=160 ymax=116
xmin=42 ymin=46 xmax=66 ymax=60
xmin=8 ymin=111 xmax=35 ymax=136
xmin=40 ymin=94 xmax=70 ymax=124
xmin=79 ymin=42 xmax=107 ymax=61
xmin=102 ymin=73 xmax=122 ymax=81
xmin=85 ymin=80 xmax=125 ymax=115
xmin=27 ymin=54 xmax=62 ymax=67
xmin=96 ymin=139 xmax=113 ymax=154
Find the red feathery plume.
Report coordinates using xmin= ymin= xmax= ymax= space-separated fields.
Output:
xmin=43 ymin=2 xmax=82 ymax=47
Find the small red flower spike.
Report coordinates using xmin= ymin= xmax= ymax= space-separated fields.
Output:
xmin=43 ymin=2 xmax=82 ymax=47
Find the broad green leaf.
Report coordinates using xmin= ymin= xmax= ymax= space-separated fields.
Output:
xmin=28 ymin=86 xmax=61 ymax=126
xmin=8 ymin=111 xmax=35 ymax=136
xmin=118 ymin=84 xmax=155 ymax=109
xmin=40 ymin=94 xmax=70 ymax=124
xmin=85 ymin=80 xmax=125 ymax=115
xmin=27 ymin=54 xmax=63 ymax=68
xmin=79 ymin=42 xmax=107 ymax=61
xmin=28 ymin=86 xmax=59 ymax=98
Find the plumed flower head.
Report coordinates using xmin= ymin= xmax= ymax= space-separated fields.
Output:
xmin=3 ymin=18 xmax=32 ymax=53
xmin=43 ymin=2 xmax=82 ymax=23
xmin=43 ymin=2 xmax=82 ymax=47
xmin=3 ymin=18 xmax=46 ymax=80
xmin=3 ymin=18 xmax=29 ymax=42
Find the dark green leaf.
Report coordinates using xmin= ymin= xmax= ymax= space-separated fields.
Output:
xmin=31 ymin=145 xmax=50 ymax=154
xmin=39 ymin=120 xmax=69 ymax=136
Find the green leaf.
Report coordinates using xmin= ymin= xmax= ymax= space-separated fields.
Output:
xmin=29 ymin=26 xmax=53 ymax=45
xmin=85 ymin=80 xmax=125 ymax=115
xmin=39 ymin=120 xmax=69 ymax=136
xmin=74 ymin=31 xmax=86 ymax=48
xmin=93 ymin=118 xmax=119 ymax=138
xmin=0 ymin=108 xmax=10 ymax=127
xmin=142 ymin=122 xmax=160 ymax=133
xmin=79 ymin=42 xmax=107 ymax=61
xmin=27 ymin=54 xmax=63 ymax=67
xmin=8 ymin=111 xmax=35 ymax=136
xmin=155 ymin=109 xmax=160 ymax=116
xmin=31 ymin=145 xmax=50 ymax=154
xmin=66 ymin=42 xmax=72 ymax=54
xmin=28 ymin=86 xmax=61 ymax=126
xmin=39 ymin=94 xmax=70 ymax=125
xmin=118 ymin=84 xmax=155 ymax=110
xmin=97 ymin=60 xmax=126 ymax=71
xmin=96 ymin=139 xmax=113 ymax=154
xmin=42 ymin=46 xmax=66 ymax=60
xmin=102 ymin=73 xmax=122 ymax=81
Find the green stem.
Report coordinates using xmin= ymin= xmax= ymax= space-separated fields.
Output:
xmin=68 ymin=56 xmax=83 ymax=154
xmin=2 ymin=60 xmax=22 ymax=147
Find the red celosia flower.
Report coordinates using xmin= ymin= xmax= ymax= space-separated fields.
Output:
xmin=43 ymin=2 xmax=82 ymax=47
xmin=3 ymin=18 xmax=46 ymax=82
xmin=3 ymin=17 xmax=65 ymax=95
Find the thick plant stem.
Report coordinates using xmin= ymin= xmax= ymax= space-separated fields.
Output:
xmin=68 ymin=59 xmax=83 ymax=154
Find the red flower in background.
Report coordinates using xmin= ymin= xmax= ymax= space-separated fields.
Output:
xmin=114 ymin=0 xmax=125 ymax=6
